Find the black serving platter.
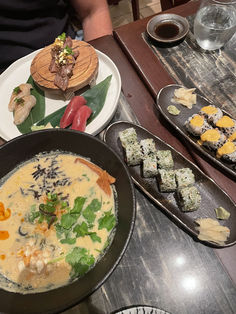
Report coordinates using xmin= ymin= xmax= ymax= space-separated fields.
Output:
xmin=156 ymin=84 xmax=236 ymax=178
xmin=0 ymin=129 xmax=136 ymax=314
xmin=104 ymin=121 xmax=236 ymax=248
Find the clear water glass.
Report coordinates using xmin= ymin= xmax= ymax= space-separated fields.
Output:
xmin=193 ymin=0 xmax=236 ymax=50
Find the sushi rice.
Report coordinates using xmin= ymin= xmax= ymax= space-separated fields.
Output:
xmin=185 ymin=114 xmax=212 ymax=137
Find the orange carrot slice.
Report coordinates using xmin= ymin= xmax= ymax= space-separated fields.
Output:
xmin=75 ymin=157 xmax=116 ymax=195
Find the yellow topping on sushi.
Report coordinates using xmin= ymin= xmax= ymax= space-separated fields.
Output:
xmin=216 ymin=141 xmax=236 ymax=158
xmin=190 ymin=115 xmax=204 ymax=127
xmin=228 ymin=131 xmax=236 ymax=142
xmin=201 ymin=129 xmax=220 ymax=142
xmin=201 ymin=105 xmax=218 ymax=115
xmin=216 ymin=116 xmax=234 ymax=128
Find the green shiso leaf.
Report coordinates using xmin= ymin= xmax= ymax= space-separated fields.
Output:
xmin=36 ymin=75 xmax=112 ymax=127
xmin=16 ymin=76 xmax=45 ymax=134
xmin=66 ymin=247 xmax=95 ymax=278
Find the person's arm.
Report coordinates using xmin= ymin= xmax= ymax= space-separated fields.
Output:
xmin=70 ymin=0 xmax=113 ymax=41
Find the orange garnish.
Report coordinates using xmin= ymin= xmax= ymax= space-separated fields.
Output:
xmin=0 ymin=254 xmax=6 ymax=260
xmin=0 ymin=231 xmax=9 ymax=240
xmin=23 ymin=255 xmax=31 ymax=266
xmin=0 ymin=202 xmax=11 ymax=221
xmin=75 ymin=157 xmax=115 ymax=195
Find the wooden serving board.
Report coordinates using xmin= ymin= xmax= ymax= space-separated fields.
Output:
xmin=30 ymin=40 xmax=99 ymax=92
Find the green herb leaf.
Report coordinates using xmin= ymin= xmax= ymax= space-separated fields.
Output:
xmin=73 ymin=221 xmax=89 ymax=237
xmin=70 ymin=197 xmax=86 ymax=215
xmin=89 ymin=232 xmax=101 ymax=243
xmin=60 ymin=237 xmax=76 ymax=245
xmin=16 ymin=76 xmax=45 ymax=134
xmin=66 ymin=247 xmax=95 ymax=278
xmin=58 ymin=32 xmax=66 ymax=41
xmin=36 ymin=75 xmax=112 ymax=127
xmin=27 ymin=204 xmax=40 ymax=223
xmin=83 ymin=199 xmax=101 ymax=224
xmin=13 ymin=86 xmax=20 ymax=95
xmin=60 ymin=213 xmax=78 ymax=230
xmin=98 ymin=210 xmax=116 ymax=232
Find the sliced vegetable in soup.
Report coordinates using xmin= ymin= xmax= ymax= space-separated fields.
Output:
xmin=0 ymin=152 xmax=117 ymax=293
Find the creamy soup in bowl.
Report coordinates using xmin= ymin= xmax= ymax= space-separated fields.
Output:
xmin=0 ymin=151 xmax=117 ymax=294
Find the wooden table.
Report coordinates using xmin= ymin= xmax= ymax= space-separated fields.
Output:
xmin=62 ymin=8 xmax=236 ymax=312
xmin=0 ymin=3 xmax=235 ymax=312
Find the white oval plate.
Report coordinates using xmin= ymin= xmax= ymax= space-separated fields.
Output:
xmin=114 ymin=306 xmax=170 ymax=314
xmin=0 ymin=49 xmax=121 ymax=141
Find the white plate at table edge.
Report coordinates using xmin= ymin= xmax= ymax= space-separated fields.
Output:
xmin=114 ymin=305 xmax=170 ymax=314
xmin=0 ymin=48 xmax=121 ymax=141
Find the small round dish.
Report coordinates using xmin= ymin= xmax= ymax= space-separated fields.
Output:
xmin=147 ymin=13 xmax=189 ymax=43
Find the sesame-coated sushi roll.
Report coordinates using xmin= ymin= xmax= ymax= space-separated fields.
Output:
xmin=199 ymin=105 xmax=223 ymax=124
xmin=200 ymin=129 xmax=227 ymax=150
xmin=228 ymin=131 xmax=236 ymax=144
xmin=157 ymin=169 xmax=176 ymax=192
xmin=140 ymin=138 xmax=157 ymax=157
xmin=216 ymin=142 xmax=236 ymax=163
xmin=175 ymin=168 xmax=195 ymax=188
xmin=142 ymin=154 xmax=158 ymax=178
xmin=185 ymin=114 xmax=212 ymax=137
xmin=177 ymin=186 xmax=201 ymax=212
xmin=156 ymin=150 xmax=174 ymax=169
xmin=125 ymin=142 xmax=143 ymax=166
xmin=215 ymin=116 xmax=236 ymax=137
xmin=119 ymin=127 xmax=138 ymax=148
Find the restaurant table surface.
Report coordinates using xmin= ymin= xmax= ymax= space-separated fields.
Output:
xmin=0 ymin=5 xmax=235 ymax=313
xmin=63 ymin=8 xmax=235 ymax=314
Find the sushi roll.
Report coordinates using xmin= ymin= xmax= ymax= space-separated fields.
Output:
xmin=156 ymin=150 xmax=174 ymax=169
xmin=175 ymin=168 xmax=195 ymax=188
xmin=140 ymin=138 xmax=157 ymax=156
xmin=199 ymin=105 xmax=223 ymax=124
xmin=228 ymin=131 xmax=236 ymax=144
xmin=177 ymin=186 xmax=201 ymax=212
xmin=157 ymin=169 xmax=176 ymax=192
xmin=215 ymin=116 xmax=236 ymax=137
xmin=216 ymin=141 xmax=236 ymax=163
xmin=185 ymin=114 xmax=212 ymax=137
xmin=119 ymin=127 xmax=138 ymax=148
xmin=200 ymin=129 xmax=227 ymax=150
xmin=142 ymin=154 xmax=158 ymax=178
xmin=125 ymin=142 xmax=143 ymax=166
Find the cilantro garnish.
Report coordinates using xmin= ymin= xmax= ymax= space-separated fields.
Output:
xmin=13 ymin=86 xmax=21 ymax=95
xmin=73 ymin=222 xmax=101 ymax=243
xmin=14 ymin=97 xmax=24 ymax=105
xmin=98 ymin=210 xmax=116 ymax=231
xmin=82 ymin=199 xmax=101 ymax=224
xmin=66 ymin=247 xmax=95 ymax=278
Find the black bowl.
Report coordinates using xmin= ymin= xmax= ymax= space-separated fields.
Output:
xmin=0 ymin=129 xmax=136 ymax=314
xmin=147 ymin=13 xmax=189 ymax=44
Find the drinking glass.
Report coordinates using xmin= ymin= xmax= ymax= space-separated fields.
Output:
xmin=193 ymin=0 xmax=236 ymax=50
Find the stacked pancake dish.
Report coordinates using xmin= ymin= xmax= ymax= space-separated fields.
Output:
xmin=30 ymin=33 xmax=99 ymax=93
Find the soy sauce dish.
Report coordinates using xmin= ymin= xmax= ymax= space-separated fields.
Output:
xmin=0 ymin=129 xmax=135 ymax=314
xmin=147 ymin=13 xmax=189 ymax=43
